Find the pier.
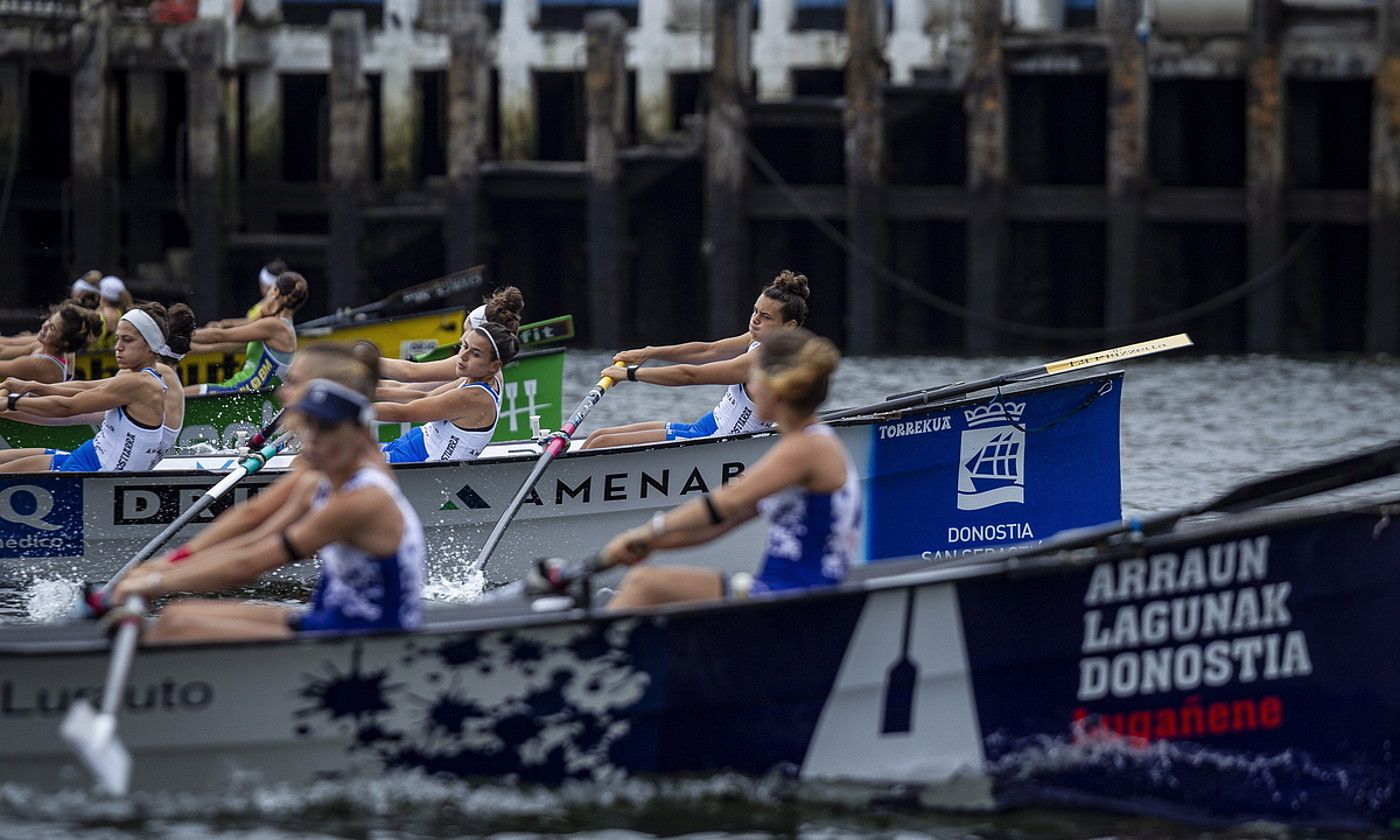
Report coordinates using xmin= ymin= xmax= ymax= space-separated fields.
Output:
xmin=0 ymin=0 xmax=1394 ymax=353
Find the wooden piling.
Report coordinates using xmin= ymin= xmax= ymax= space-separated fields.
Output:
xmin=636 ymin=0 xmax=673 ymax=143
xmin=704 ymin=0 xmax=752 ymax=337
xmin=125 ymin=71 xmax=166 ymax=266
xmin=845 ymin=0 xmax=884 ymax=354
xmin=0 ymin=64 xmax=21 ymax=192
xmin=328 ymin=11 xmax=368 ymax=310
xmin=1106 ymin=0 xmax=1146 ymax=335
xmin=445 ymin=12 xmax=490 ymax=272
xmin=498 ymin=0 xmax=539 ymax=160
xmin=1369 ymin=0 xmax=1400 ymax=353
xmin=1245 ymin=0 xmax=1286 ymax=351
xmin=381 ymin=0 xmax=421 ymax=191
xmin=70 ymin=0 xmax=113 ymax=276
xmin=964 ymin=0 xmax=1007 ymax=353
xmin=244 ymin=68 xmax=282 ymax=183
xmin=185 ymin=20 xmax=228 ymax=319
xmin=585 ymin=11 xmax=629 ymax=349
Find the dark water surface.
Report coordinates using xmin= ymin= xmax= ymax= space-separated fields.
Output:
xmin=2 ymin=350 xmax=1398 ymax=838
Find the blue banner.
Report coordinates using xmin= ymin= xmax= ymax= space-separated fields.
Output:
xmin=955 ymin=510 xmax=1400 ymax=826
xmin=0 ymin=477 xmax=84 ymax=559
xmin=865 ymin=373 xmax=1122 ymax=562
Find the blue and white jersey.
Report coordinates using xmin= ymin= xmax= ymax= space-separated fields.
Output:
xmin=91 ymin=367 xmax=167 ymax=472
xmin=711 ymin=341 xmax=771 ymax=436
xmin=422 ymin=381 xmax=499 ymax=461
xmin=754 ymin=424 xmax=861 ymax=592
xmin=305 ymin=467 xmax=426 ymax=631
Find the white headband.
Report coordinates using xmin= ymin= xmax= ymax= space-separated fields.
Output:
xmin=72 ymin=278 xmax=99 ymax=294
xmin=474 ymin=325 xmax=499 ymax=361
xmin=120 ymin=309 xmax=182 ymax=360
xmin=259 ymin=267 xmax=278 ymax=290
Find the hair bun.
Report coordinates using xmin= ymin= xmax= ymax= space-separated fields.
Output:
xmin=772 ymin=270 xmax=810 ymax=300
xmin=350 ymin=339 xmax=381 ymax=381
xmin=484 ymin=286 xmax=525 ymax=334
xmin=164 ymin=303 xmax=196 ymax=356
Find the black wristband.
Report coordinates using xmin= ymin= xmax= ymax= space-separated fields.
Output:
xmin=626 ymin=364 xmax=638 ymax=382
xmin=702 ymin=493 xmax=724 ymax=525
xmin=5 ymin=392 xmax=21 ymax=411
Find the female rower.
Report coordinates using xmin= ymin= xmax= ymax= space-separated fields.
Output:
xmin=598 ymin=328 xmax=858 ymax=609
xmin=0 ymin=302 xmax=101 ymax=384
xmin=580 ymin=270 xmax=810 ymax=449
xmin=0 ymin=277 xmax=101 ymax=359
xmin=0 ymin=304 xmax=193 ymax=472
xmin=89 ymin=275 xmax=132 ymax=350
xmin=378 ymin=286 xmax=524 ymax=393
xmin=111 ymin=343 xmax=426 ymax=643
xmin=185 ymin=271 xmax=308 ymax=395
xmin=1 ymin=303 xmax=193 ymax=461
xmin=377 ymin=321 xmax=519 ymax=463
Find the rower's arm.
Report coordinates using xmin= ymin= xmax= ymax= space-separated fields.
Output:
xmin=0 ymin=356 xmax=54 ymax=382
xmin=2 ymin=409 xmax=102 ymax=426
xmin=616 ymin=333 xmax=751 ymax=366
xmin=193 ymin=319 xmax=285 ymax=346
xmin=374 ymin=385 xmax=487 ymax=424
xmin=0 ymin=341 xmax=38 ymax=360
xmin=632 ymin=349 xmax=752 ymax=387
xmin=0 ymin=373 xmax=147 ymax=418
xmin=380 ymin=356 xmax=457 ymax=383
xmin=175 ymin=471 xmax=316 ymax=556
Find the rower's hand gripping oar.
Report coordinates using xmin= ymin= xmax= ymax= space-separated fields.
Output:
xmin=956 ymin=438 xmax=1400 ymax=576
xmin=466 ymin=363 xmax=626 ymax=576
xmin=822 ymin=333 xmax=1193 ymax=423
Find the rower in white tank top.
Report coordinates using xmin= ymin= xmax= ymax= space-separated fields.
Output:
xmin=91 ymin=367 xmax=168 ymax=471
xmin=710 ymin=341 xmax=773 ymax=436
xmin=422 ymin=381 xmax=499 ymax=461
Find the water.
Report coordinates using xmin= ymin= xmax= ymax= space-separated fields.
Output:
xmin=3 ymin=350 xmax=1399 ymax=839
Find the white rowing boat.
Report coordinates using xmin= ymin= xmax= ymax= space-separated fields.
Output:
xmin=1 ymin=372 xmax=1125 ymax=584
xmin=2 ymin=483 xmax=1396 ymax=829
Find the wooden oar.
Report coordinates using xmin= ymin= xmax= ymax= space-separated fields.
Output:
xmin=955 ymin=438 xmax=1400 ymax=576
xmin=821 ymin=333 xmax=1193 ymax=422
xmin=466 ymin=364 xmax=625 ymax=576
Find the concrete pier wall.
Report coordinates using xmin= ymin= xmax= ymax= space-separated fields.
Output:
xmin=0 ymin=0 xmax=1394 ymax=352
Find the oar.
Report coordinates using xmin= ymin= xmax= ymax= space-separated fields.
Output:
xmin=959 ymin=438 xmax=1400 ymax=575
xmin=93 ymin=431 xmax=296 ymax=603
xmin=247 ymin=408 xmax=284 ymax=449
xmin=61 ymin=594 xmax=144 ymax=795
xmin=477 ymin=554 xmax=609 ymax=605
xmin=297 ymin=265 xmax=486 ymax=331
xmin=61 ymin=431 xmax=298 ymax=794
xmin=466 ymin=364 xmax=625 ymax=576
xmin=821 ymin=333 xmax=1193 ymax=422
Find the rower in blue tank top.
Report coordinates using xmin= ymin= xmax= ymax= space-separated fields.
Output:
xmin=376 ymin=322 xmax=519 ymax=463
xmin=580 ymin=270 xmax=814 ymax=449
xmin=599 ymin=328 xmax=860 ymax=609
xmin=112 ymin=343 xmax=426 ymax=643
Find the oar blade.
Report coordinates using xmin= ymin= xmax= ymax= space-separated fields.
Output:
xmin=60 ymin=700 xmax=132 ymax=796
xmin=1209 ymin=439 xmax=1400 ymax=514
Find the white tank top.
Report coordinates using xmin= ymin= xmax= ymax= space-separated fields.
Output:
xmin=33 ymin=351 xmax=69 ymax=382
xmin=310 ymin=466 xmax=426 ymax=628
xmin=93 ymin=368 xmax=167 ymax=471
xmin=421 ymin=381 xmax=499 ymax=462
xmin=711 ymin=341 xmax=772 ymax=436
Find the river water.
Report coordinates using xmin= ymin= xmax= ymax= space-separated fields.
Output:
xmin=2 ymin=349 xmax=1398 ymax=839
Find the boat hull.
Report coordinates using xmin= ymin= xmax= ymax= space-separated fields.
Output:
xmin=1 ymin=495 xmax=1396 ymax=829
xmin=1 ymin=374 xmax=1123 ymax=585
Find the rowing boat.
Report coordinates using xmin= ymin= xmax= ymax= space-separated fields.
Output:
xmin=1 ymin=487 xmax=1395 ymax=829
xmin=0 ymin=372 xmax=1125 ymax=584
xmin=0 ymin=346 xmax=567 ymax=451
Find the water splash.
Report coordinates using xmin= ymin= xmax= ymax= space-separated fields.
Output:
xmin=23 ymin=578 xmax=83 ymax=622
xmin=423 ymin=565 xmax=488 ymax=603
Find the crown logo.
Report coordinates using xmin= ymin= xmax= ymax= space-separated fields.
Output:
xmin=964 ymin=400 xmax=1025 ymax=428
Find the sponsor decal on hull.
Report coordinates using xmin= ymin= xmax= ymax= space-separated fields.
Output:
xmin=0 ymin=478 xmax=83 ymax=558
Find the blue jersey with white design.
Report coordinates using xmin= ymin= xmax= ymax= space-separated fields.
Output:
xmin=754 ymin=424 xmax=861 ymax=592
xmin=299 ymin=466 xmax=426 ymax=632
